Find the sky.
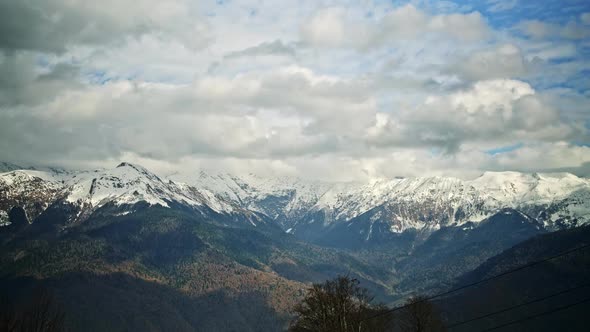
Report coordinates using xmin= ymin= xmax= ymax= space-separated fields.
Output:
xmin=0 ymin=0 xmax=589 ymax=181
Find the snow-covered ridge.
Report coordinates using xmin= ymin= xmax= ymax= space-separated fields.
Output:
xmin=169 ymin=171 xmax=334 ymax=222
xmin=1 ymin=162 xmax=589 ymax=232
xmin=0 ymin=162 xmax=237 ymax=225
xmin=172 ymin=170 xmax=590 ymax=230
xmin=472 ymin=171 xmax=588 ymax=204
xmin=314 ymin=173 xmax=589 ymax=216
xmin=64 ymin=162 xmax=201 ymax=208
xmin=0 ymin=170 xmax=63 ymax=225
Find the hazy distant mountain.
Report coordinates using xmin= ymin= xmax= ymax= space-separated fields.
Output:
xmin=0 ymin=162 xmax=29 ymax=173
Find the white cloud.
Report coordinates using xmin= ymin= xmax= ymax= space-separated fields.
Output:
xmin=0 ymin=0 xmax=211 ymax=53
xmin=454 ymin=44 xmax=528 ymax=80
xmin=300 ymin=4 xmax=490 ymax=49
xmin=427 ymin=11 xmax=490 ymax=41
xmin=490 ymin=142 xmax=590 ymax=172
xmin=518 ymin=19 xmax=590 ymax=40
xmin=0 ymin=65 xmax=376 ymax=164
xmin=366 ymin=79 xmax=577 ymax=152
xmin=300 ymin=8 xmax=349 ymax=48
xmin=0 ymin=0 xmax=589 ymax=179
xmin=378 ymin=4 xmax=429 ymax=40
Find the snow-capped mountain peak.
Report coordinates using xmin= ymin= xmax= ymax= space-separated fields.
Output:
xmin=1 ymin=162 xmax=589 ymax=237
xmin=63 ymin=162 xmax=176 ymax=207
xmin=166 ymin=168 xmax=590 ymax=231
xmin=0 ymin=163 xmax=242 ymax=226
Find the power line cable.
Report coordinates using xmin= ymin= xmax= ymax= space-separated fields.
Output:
xmin=446 ymin=282 xmax=590 ymax=329
xmin=360 ymin=243 xmax=590 ymax=323
xmin=479 ymin=296 xmax=590 ymax=332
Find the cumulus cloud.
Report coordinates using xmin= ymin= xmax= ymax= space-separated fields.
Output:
xmin=0 ymin=53 xmax=81 ymax=106
xmin=490 ymin=142 xmax=590 ymax=172
xmin=0 ymin=0 xmax=588 ymax=180
xmin=0 ymin=0 xmax=211 ymax=105
xmin=452 ymin=44 xmax=529 ymax=80
xmin=300 ymin=4 xmax=490 ymax=49
xmin=2 ymin=71 xmax=582 ymax=179
xmin=300 ymin=8 xmax=352 ymax=48
xmin=0 ymin=0 xmax=210 ymax=53
xmin=518 ymin=18 xmax=590 ymax=40
xmin=340 ymin=142 xmax=590 ymax=180
xmin=0 ymin=66 xmax=375 ymax=165
xmin=366 ymin=79 xmax=578 ymax=152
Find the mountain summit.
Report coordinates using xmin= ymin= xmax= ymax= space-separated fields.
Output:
xmin=2 ymin=163 xmax=589 ymax=242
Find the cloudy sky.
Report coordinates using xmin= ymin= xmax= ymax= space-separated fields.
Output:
xmin=1 ymin=0 xmax=589 ymax=180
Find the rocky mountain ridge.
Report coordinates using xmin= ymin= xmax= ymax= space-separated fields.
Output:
xmin=1 ymin=162 xmax=589 ymax=242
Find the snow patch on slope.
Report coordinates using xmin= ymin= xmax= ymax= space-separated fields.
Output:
xmin=2 ymin=163 xmax=589 ymax=234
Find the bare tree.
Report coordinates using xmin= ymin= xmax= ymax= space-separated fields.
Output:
xmin=289 ymin=275 xmax=391 ymax=332
xmin=397 ymin=296 xmax=446 ymax=332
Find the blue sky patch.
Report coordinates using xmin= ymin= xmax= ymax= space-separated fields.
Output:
xmin=485 ymin=143 xmax=524 ymax=155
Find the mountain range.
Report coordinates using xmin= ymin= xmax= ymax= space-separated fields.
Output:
xmin=2 ymin=162 xmax=589 ymax=240
xmin=1 ymin=161 xmax=589 ymax=330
